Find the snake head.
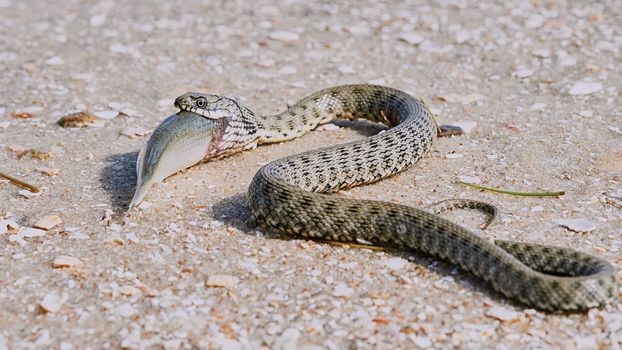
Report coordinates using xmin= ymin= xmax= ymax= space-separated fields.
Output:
xmin=174 ymin=92 xmax=242 ymax=120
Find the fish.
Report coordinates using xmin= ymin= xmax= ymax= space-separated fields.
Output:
xmin=128 ymin=111 xmax=224 ymax=209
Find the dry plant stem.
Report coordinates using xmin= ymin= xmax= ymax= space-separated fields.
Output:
xmin=0 ymin=171 xmax=40 ymax=192
xmin=458 ymin=181 xmax=565 ymax=197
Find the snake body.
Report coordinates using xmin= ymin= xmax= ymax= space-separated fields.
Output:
xmin=147 ymin=85 xmax=617 ymax=311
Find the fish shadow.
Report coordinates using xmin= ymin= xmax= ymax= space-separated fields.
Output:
xmin=99 ymin=151 xmax=138 ymax=212
xmin=211 ymin=193 xmax=520 ymax=310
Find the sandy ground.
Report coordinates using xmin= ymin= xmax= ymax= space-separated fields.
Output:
xmin=1 ymin=0 xmax=621 ymax=349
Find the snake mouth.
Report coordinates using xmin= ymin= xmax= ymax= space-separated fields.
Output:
xmin=177 ymin=105 xmax=229 ymax=120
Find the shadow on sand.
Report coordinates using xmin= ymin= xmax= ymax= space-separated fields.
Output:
xmin=99 ymin=151 xmax=138 ymax=212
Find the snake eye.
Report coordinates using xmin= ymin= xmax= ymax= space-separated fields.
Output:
xmin=196 ymin=97 xmax=207 ymax=108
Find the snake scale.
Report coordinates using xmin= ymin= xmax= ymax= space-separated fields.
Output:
xmin=143 ymin=84 xmax=617 ymax=311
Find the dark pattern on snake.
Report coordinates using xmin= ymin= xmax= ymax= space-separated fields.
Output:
xmin=174 ymin=84 xmax=617 ymax=311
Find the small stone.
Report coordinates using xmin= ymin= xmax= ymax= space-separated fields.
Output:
xmin=529 ymin=103 xmax=547 ymax=111
xmin=531 ymin=206 xmax=544 ymax=212
xmin=525 ymin=15 xmax=544 ymax=28
xmin=121 ymin=127 xmax=151 ymax=138
xmin=206 ymin=274 xmax=239 ymax=288
xmin=409 ymin=335 xmax=432 ymax=348
xmin=34 ymin=215 xmax=62 ymax=230
xmin=268 ymin=31 xmax=300 ymax=42
xmin=115 ymin=303 xmax=137 ymax=317
xmin=40 ymin=292 xmax=67 ymax=313
xmin=384 ymin=257 xmax=407 ymax=270
xmin=89 ymin=14 xmax=106 ymax=27
xmin=399 ymin=32 xmax=424 ymax=45
xmin=455 ymin=30 xmax=471 ymax=44
xmin=568 ymin=82 xmax=602 ymax=95
xmin=338 ymin=65 xmax=355 ymax=74
xmin=333 ymin=283 xmax=354 ymax=297
xmin=45 ymin=56 xmax=64 ymax=65
xmin=52 ymin=255 xmax=84 ymax=268
xmin=274 ymin=328 xmax=301 ymax=350
xmin=573 ymin=335 xmax=597 ymax=349
xmin=512 ymin=68 xmax=534 ymax=78
xmin=256 ymin=58 xmax=276 ymax=68
xmin=458 ymin=175 xmax=480 ymax=184
xmin=0 ymin=121 xmax=10 ymax=129
xmin=19 ymin=227 xmax=47 ymax=238
xmin=93 ymin=110 xmax=119 ymax=120
xmin=445 ymin=153 xmax=464 ymax=159
xmin=555 ymin=218 xmax=597 ymax=232
xmin=577 ymin=110 xmax=593 ymax=118
xmin=278 ymin=66 xmax=297 ymax=75
xmin=485 ymin=306 xmax=520 ymax=321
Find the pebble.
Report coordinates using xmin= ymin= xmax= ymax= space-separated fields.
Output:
xmin=34 ymin=215 xmax=63 ymax=230
xmin=399 ymin=32 xmax=425 ymax=45
xmin=332 ymin=283 xmax=354 ymax=297
xmin=278 ymin=66 xmax=297 ymax=75
xmin=268 ymin=31 xmax=300 ymax=42
xmin=383 ymin=257 xmax=407 ymax=270
xmin=205 ymin=274 xmax=239 ymax=288
xmin=458 ymin=175 xmax=480 ymax=184
xmin=525 ymin=15 xmax=544 ymax=28
xmin=0 ymin=121 xmax=10 ymax=129
xmin=410 ymin=335 xmax=432 ymax=348
xmin=89 ymin=14 xmax=106 ymax=27
xmin=512 ymin=68 xmax=534 ymax=78
xmin=485 ymin=306 xmax=520 ymax=321
xmin=45 ymin=56 xmax=64 ymax=65
xmin=115 ymin=303 xmax=137 ymax=317
xmin=52 ymin=255 xmax=84 ymax=268
xmin=568 ymin=82 xmax=602 ymax=96
xmin=573 ymin=335 xmax=598 ymax=349
xmin=531 ymin=48 xmax=551 ymax=58
xmin=19 ymin=227 xmax=47 ymax=238
xmin=93 ymin=110 xmax=119 ymax=120
xmin=445 ymin=154 xmax=464 ymax=159
xmin=118 ymin=285 xmax=141 ymax=296
xmin=338 ymin=65 xmax=355 ymax=74
xmin=274 ymin=328 xmax=301 ymax=350
xmin=40 ymin=292 xmax=67 ymax=313
xmin=529 ymin=103 xmax=547 ymax=111
xmin=555 ymin=218 xmax=597 ymax=232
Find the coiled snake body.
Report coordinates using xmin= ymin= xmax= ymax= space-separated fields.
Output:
xmin=161 ymin=85 xmax=617 ymax=311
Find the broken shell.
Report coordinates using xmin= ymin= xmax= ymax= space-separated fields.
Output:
xmin=34 ymin=215 xmax=63 ymax=230
xmin=52 ymin=255 xmax=84 ymax=268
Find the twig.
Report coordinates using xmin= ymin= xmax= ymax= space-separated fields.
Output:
xmin=0 ymin=171 xmax=40 ymax=192
xmin=458 ymin=181 xmax=565 ymax=197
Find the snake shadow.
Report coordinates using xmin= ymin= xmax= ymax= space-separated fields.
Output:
xmin=99 ymin=151 xmax=138 ymax=213
xmin=211 ymin=194 xmax=523 ymax=309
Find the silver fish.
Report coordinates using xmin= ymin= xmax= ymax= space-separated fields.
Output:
xmin=128 ymin=111 xmax=224 ymax=209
